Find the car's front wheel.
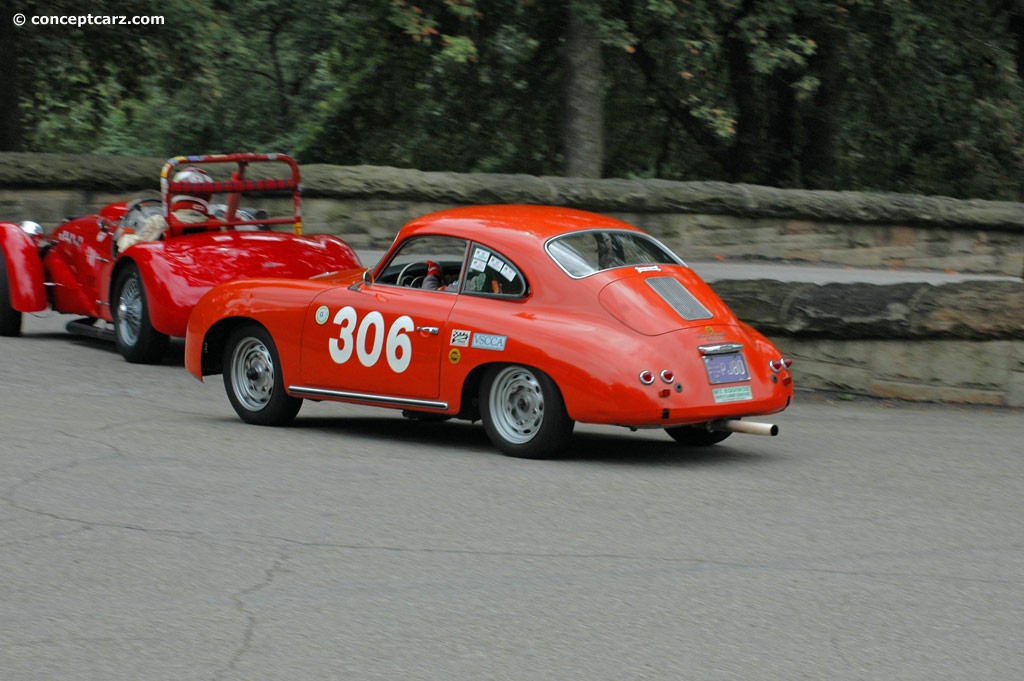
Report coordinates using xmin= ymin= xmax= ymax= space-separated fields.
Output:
xmin=0 ymin=249 xmax=23 ymax=337
xmin=112 ymin=262 xmax=168 ymax=363
xmin=222 ymin=323 xmax=302 ymax=426
xmin=480 ymin=364 xmax=574 ymax=458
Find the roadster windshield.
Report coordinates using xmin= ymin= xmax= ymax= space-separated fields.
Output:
xmin=546 ymin=230 xmax=684 ymax=278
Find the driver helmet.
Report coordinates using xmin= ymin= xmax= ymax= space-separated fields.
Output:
xmin=170 ymin=166 xmax=213 ymax=220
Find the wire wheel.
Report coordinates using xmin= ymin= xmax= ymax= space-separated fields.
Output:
xmin=116 ymin=274 xmax=144 ymax=348
xmin=112 ymin=263 xmax=168 ymax=363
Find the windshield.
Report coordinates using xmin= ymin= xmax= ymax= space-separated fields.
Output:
xmin=545 ymin=230 xmax=684 ymax=278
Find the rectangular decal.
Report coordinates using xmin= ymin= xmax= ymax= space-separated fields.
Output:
xmin=470 ymin=247 xmax=489 ymax=272
xmin=712 ymin=385 xmax=753 ymax=403
xmin=471 ymin=333 xmax=507 ymax=351
xmin=450 ymin=329 xmax=471 ymax=347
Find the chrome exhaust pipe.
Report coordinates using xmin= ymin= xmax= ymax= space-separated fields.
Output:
xmin=708 ymin=419 xmax=779 ymax=437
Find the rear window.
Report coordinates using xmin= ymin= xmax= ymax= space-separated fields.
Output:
xmin=546 ymin=230 xmax=683 ymax=278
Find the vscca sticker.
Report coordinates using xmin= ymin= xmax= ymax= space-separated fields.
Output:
xmin=471 ymin=333 xmax=507 ymax=351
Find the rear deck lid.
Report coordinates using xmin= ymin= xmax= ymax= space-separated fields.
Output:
xmin=598 ymin=269 xmax=731 ymax=335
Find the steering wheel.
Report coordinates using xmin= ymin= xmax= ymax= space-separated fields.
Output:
xmin=112 ymin=197 xmax=163 ymax=256
xmin=397 ymin=261 xmax=431 ymax=287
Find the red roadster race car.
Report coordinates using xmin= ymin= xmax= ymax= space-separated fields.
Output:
xmin=0 ymin=153 xmax=360 ymax=363
xmin=185 ymin=204 xmax=793 ymax=458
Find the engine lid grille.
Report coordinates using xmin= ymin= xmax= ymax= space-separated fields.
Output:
xmin=646 ymin=276 xmax=713 ymax=321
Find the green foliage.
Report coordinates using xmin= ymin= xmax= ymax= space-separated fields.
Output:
xmin=7 ymin=0 xmax=1024 ymax=200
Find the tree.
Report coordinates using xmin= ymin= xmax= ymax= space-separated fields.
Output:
xmin=6 ymin=0 xmax=1024 ymax=200
xmin=562 ymin=3 xmax=605 ymax=177
xmin=1 ymin=0 xmax=217 ymax=152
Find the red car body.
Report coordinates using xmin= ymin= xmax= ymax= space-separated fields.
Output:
xmin=0 ymin=153 xmax=361 ymax=362
xmin=186 ymin=204 xmax=793 ymax=458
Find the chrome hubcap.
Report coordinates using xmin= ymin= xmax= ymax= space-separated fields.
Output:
xmin=231 ymin=337 xmax=275 ymax=411
xmin=489 ymin=366 xmax=544 ymax=444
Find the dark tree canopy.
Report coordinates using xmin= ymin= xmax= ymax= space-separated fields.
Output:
xmin=3 ymin=0 xmax=1023 ymax=200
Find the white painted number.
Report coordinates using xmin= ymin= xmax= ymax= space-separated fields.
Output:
xmin=387 ymin=315 xmax=414 ymax=373
xmin=328 ymin=306 xmax=357 ymax=364
xmin=328 ymin=306 xmax=414 ymax=373
xmin=357 ymin=310 xmax=385 ymax=367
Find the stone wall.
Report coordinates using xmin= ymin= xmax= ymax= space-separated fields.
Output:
xmin=713 ymin=280 xmax=1024 ymax=407
xmin=2 ymin=152 xmax=1022 ymax=407
xmin=2 ymin=152 xmax=1022 ymax=276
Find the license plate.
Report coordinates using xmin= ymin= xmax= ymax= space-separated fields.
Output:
xmin=703 ymin=352 xmax=751 ymax=384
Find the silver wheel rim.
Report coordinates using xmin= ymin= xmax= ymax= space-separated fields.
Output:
xmin=489 ymin=366 xmax=544 ymax=444
xmin=116 ymin=275 xmax=143 ymax=346
xmin=230 ymin=337 xmax=275 ymax=411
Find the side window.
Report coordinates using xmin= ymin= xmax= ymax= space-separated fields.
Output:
xmin=378 ymin=235 xmax=468 ymax=290
xmin=461 ymin=244 xmax=527 ymax=298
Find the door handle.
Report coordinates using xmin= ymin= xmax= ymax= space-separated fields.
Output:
xmin=416 ymin=326 xmax=440 ymax=335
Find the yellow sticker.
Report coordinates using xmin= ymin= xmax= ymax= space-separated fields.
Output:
xmin=448 ymin=348 xmax=461 ymax=364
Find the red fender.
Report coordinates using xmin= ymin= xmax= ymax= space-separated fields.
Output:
xmin=0 ymin=223 xmax=48 ymax=312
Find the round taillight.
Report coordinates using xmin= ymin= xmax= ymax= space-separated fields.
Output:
xmin=769 ymin=359 xmax=783 ymax=373
xmin=660 ymin=369 xmax=674 ymax=383
xmin=638 ymin=370 xmax=655 ymax=385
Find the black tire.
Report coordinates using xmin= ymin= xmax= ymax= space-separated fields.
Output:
xmin=0 ymin=249 xmax=23 ymax=337
xmin=222 ymin=323 xmax=302 ymax=426
xmin=111 ymin=263 xmax=169 ymax=364
xmin=479 ymin=364 xmax=574 ymax=458
xmin=665 ymin=424 xmax=733 ymax=447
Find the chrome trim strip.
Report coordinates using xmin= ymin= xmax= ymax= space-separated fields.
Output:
xmin=288 ymin=385 xmax=449 ymax=410
xmin=698 ymin=343 xmax=744 ymax=355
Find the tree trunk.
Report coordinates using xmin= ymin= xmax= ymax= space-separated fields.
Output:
xmin=562 ymin=8 xmax=604 ymax=178
xmin=0 ymin=16 xmax=23 ymax=151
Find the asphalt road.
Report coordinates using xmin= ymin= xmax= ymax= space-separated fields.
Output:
xmin=2 ymin=312 xmax=1022 ymax=681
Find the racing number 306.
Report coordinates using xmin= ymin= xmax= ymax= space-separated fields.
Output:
xmin=328 ymin=306 xmax=414 ymax=373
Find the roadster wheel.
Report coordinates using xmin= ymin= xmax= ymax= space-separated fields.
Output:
xmin=112 ymin=263 xmax=168 ymax=363
xmin=0 ymin=250 xmax=23 ymax=337
xmin=480 ymin=364 xmax=574 ymax=458
xmin=223 ymin=323 xmax=302 ymax=426
xmin=664 ymin=424 xmax=732 ymax=447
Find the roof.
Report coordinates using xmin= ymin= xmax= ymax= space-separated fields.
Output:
xmin=403 ymin=204 xmax=642 ymax=244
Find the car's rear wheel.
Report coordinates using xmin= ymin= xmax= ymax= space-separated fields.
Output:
xmin=0 ymin=249 xmax=23 ymax=337
xmin=112 ymin=262 xmax=168 ymax=364
xmin=665 ymin=424 xmax=733 ymax=447
xmin=480 ymin=364 xmax=574 ymax=458
xmin=223 ymin=323 xmax=302 ymax=426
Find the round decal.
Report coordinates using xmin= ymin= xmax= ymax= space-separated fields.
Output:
xmin=315 ymin=305 xmax=330 ymax=325
xmin=448 ymin=348 xmax=461 ymax=364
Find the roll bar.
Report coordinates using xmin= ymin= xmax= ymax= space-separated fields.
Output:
xmin=160 ymin=153 xmax=303 ymax=235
